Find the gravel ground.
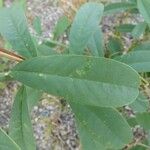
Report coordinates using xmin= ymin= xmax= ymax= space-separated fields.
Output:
xmin=0 ymin=0 xmax=143 ymax=150
xmin=1 ymin=0 xmax=80 ymax=150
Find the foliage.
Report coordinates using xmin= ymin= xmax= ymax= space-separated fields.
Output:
xmin=0 ymin=0 xmax=150 ymax=149
xmin=0 ymin=0 xmax=3 ymax=8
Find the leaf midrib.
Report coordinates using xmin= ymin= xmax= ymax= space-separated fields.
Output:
xmin=12 ymin=70 xmax=137 ymax=88
xmin=76 ymin=110 xmax=126 ymax=149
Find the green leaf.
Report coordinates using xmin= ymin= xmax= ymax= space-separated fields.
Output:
xmin=132 ymin=22 xmax=147 ymax=38
xmin=137 ymin=0 xmax=150 ymax=25
xmin=133 ymin=41 xmax=150 ymax=51
xmin=37 ymin=44 xmax=57 ymax=56
xmin=107 ymin=36 xmax=123 ymax=53
xmin=0 ymin=128 xmax=21 ymax=150
xmin=69 ymin=2 xmax=104 ymax=54
xmin=104 ymin=2 xmax=136 ymax=15
xmin=115 ymin=24 xmax=135 ymax=33
xmin=0 ymin=72 xmax=12 ymax=82
xmin=71 ymin=103 xmax=133 ymax=150
xmin=127 ymin=117 xmax=138 ymax=127
xmin=115 ymin=51 xmax=150 ymax=72
xmin=53 ymin=16 xmax=70 ymax=40
xmin=26 ymin=86 xmax=42 ymax=112
xmin=0 ymin=0 xmax=3 ymax=7
xmin=11 ymin=55 xmax=140 ymax=108
xmin=146 ymin=130 xmax=150 ymax=146
xmin=33 ymin=16 xmax=42 ymax=35
xmin=129 ymin=93 xmax=149 ymax=113
xmin=14 ymin=0 xmax=27 ymax=9
xmin=130 ymin=145 xmax=145 ymax=150
xmin=0 ymin=4 xmax=37 ymax=58
xmin=128 ymin=0 xmax=137 ymax=4
xmin=87 ymin=27 xmax=104 ymax=56
xmin=136 ymin=112 xmax=150 ymax=130
xmin=9 ymin=86 xmax=36 ymax=150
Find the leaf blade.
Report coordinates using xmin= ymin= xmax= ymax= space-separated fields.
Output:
xmin=115 ymin=51 xmax=150 ymax=72
xmin=0 ymin=5 xmax=37 ymax=58
xmin=9 ymin=86 xmax=36 ymax=150
xmin=11 ymin=55 xmax=140 ymax=108
xmin=53 ymin=16 xmax=70 ymax=40
xmin=71 ymin=103 xmax=133 ymax=150
xmin=104 ymin=2 xmax=136 ymax=15
xmin=87 ymin=27 xmax=104 ymax=56
xmin=0 ymin=128 xmax=21 ymax=150
xmin=69 ymin=2 xmax=104 ymax=54
xmin=137 ymin=0 xmax=150 ymax=25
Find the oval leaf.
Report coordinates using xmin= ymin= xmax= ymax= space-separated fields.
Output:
xmin=69 ymin=2 xmax=104 ymax=54
xmin=130 ymin=92 xmax=149 ymax=113
xmin=115 ymin=24 xmax=135 ymax=33
xmin=136 ymin=112 xmax=150 ymax=130
xmin=0 ymin=5 xmax=37 ymax=58
xmin=71 ymin=103 xmax=133 ymax=150
xmin=137 ymin=0 xmax=150 ymax=25
xmin=104 ymin=2 xmax=136 ymax=15
xmin=33 ymin=16 xmax=42 ymax=35
xmin=87 ymin=27 xmax=104 ymax=56
xmin=133 ymin=41 xmax=150 ymax=51
xmin=115 ymin=51 xmax=150 ymax=72
xmin=53 ymin=16 xmax=70 ymax=40
xmin=11 ymin=55 xmax=140 ymax=108
xmin=131 ymin=22 xmax=147 ymax=38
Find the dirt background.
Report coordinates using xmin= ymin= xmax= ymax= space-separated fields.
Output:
xmin=0 ymin=0 xmax=142 ymax=150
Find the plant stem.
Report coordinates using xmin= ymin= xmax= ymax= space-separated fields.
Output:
xmin=140 ymin=76 xmax=149 ymax=86
xmin=0 ymin=47 xmax=24 ymax=62
xmin=138 ymin=143 xmax=150 ymax=149
xmin=33 ymin=35 xmax=67 ymax=48
xmin=48 ymin=40 xmax=67 ymax=48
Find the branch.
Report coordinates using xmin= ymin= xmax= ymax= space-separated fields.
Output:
xmin=0 ymin=47 xmax=24 ymax=62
